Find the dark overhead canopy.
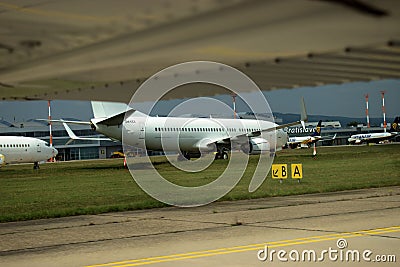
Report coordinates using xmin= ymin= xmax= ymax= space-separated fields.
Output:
xmin=0 ymin=0 xmax=399 ymax=102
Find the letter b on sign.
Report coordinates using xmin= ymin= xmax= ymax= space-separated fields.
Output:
xmin=272 ymin=164 xmax=288 ymax=179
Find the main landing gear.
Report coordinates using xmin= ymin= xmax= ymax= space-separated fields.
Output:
xmin=177 ymin=151 xmax=200 ymax=161
xmin=33 ymin=162 xmax=40 ymax=170
xmin=214 ymin=149 xmax=229 ymax=160
xmin=177 ymin=150 xmax=229 ymax=161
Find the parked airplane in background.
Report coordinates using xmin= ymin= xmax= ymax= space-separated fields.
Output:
xmin=287 ymin=120 xmax=336 ymax=149
xmin=0 ymin=136 xmax=58 ymax=169
xmin=52 ymin=99 xmax=308 ymax=160
xmin=348 ymin=117 xmax=399 ymax=145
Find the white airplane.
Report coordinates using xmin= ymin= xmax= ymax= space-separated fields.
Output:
xmin=55 ymin=99 xmax=308 ymax=160
xmin=348 ymin=117 xmax=399 ymax=145
xmin=0 ymin=136 xmax=58 ymax=169
xmin=287 ymin=120 xmax=336 ymax=149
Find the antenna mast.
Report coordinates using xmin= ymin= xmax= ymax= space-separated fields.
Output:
xmin=365 ymin=94 xmax=370 ymax=128
xmin=231 ymin=93 xmax=237 ymax=119
xmin=381 ymin=91 xmax=387 ymax=132
xmin=48 ymin=100 xmax=54 ymax=162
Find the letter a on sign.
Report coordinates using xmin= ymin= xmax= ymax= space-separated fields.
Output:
xmin=291 ymin=164 xmax=303 ymax=179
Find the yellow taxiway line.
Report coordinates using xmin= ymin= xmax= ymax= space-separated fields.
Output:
xmin=85 ymin=226 xmax=400 ymax=267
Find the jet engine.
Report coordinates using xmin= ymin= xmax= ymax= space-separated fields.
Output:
xmin=241 ymin=137 xmax=270 ymax=155
xmin=195 ymin=138 xmax=217 ymax=153
xmin=0 ymin=154 xmax=5 ymax=167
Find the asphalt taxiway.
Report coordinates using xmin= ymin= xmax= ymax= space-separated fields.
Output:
xmin=0 ymin=186 xmax=399 ymax=267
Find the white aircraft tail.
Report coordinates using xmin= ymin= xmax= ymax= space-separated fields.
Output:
xmin=92 ymin=101 xmax=147 ymax=126
xmin=91 ymin=101 xmax=144 ymax=126
xmin=268 ymin=97 xmax=308 ymax=131
xmin=91 ymin=101 xmax=130 ymax=119
xmin=300 ymin=97 xmax=308 ymax=129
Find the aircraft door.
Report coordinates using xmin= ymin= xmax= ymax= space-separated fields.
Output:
xmin=139 ymin=123 xmax=145 ymax=139
xmin=37 ymin=143 xmax=41 ymax=152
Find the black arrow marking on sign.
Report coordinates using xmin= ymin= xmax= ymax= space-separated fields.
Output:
xmin=272 ymin=169 xmax=279 ymax=177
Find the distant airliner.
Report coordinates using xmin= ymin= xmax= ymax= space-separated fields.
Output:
xmin=0 ymin=136 xmax=58 ymax=169
xmin=52 ymin=99 xmax=308 ymax=160
xmin=287 ymin=120 xmax=336 ymax=149
xmin=348 ymin=117 xmax=399 ymax=144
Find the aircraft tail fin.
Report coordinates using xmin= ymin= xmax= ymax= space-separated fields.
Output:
xmin=91 ymin=101 xmax=130 ymax=119
xmin=389 ymin=117 xmax=399 ymax=132
xmin=272 ymin=97 xmax=308 ymax=131
xmin=91 ymin=101 xmax=138 ymax=126
xmin=300 ymin=97 xmax=308 ymax=130
xmin=312 ymin=120 xmax=322 ymax=136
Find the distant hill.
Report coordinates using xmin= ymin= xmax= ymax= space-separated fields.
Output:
xmin=274 ymin=112 xmax=395 ymax=127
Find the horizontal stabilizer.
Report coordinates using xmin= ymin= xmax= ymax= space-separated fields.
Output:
xmin=96 ymin=109 xmax=136 ymax=126
xmin=62 ymin=122 xmax=111 ymax=145
xmin=36 ymin=119 xmax=91 ymax=125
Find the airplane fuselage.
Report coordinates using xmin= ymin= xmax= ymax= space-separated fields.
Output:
xmin=287 ymin=135 xmax=322 ymax=148
xmin=288 ymin=135 xmax=321 ymax=144
xmin=93 ymin=115 xmax=288 ymax=154
xmin=348 ymin=132 xmax=396 ymax=144
xmin=0 ymin=136 xmax=58 ymax=165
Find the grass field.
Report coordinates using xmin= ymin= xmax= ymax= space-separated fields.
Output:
xmin=0 ymin=144 xmax=399 ymax=222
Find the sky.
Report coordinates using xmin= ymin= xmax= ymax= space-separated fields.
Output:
xmin=266 ymin=79 xmax=400 ymax=117
xmin=0 ymin=79 xmax=399 ymax=123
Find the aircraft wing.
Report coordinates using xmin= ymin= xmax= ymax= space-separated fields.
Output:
xmin=318 ymin=133 xmax=337 ymax=142
xmin=196 ymin=118 xmax=305 ymax=150
xmin=215 ymin=96 xmax=307 ymax=144
xmin=301 ymin=138 xmax=313 ymax=145
xmin=1 ymin=1 xmax=400 ymax=102
xmin=95 ymin=109 xmax=136 ymax=126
